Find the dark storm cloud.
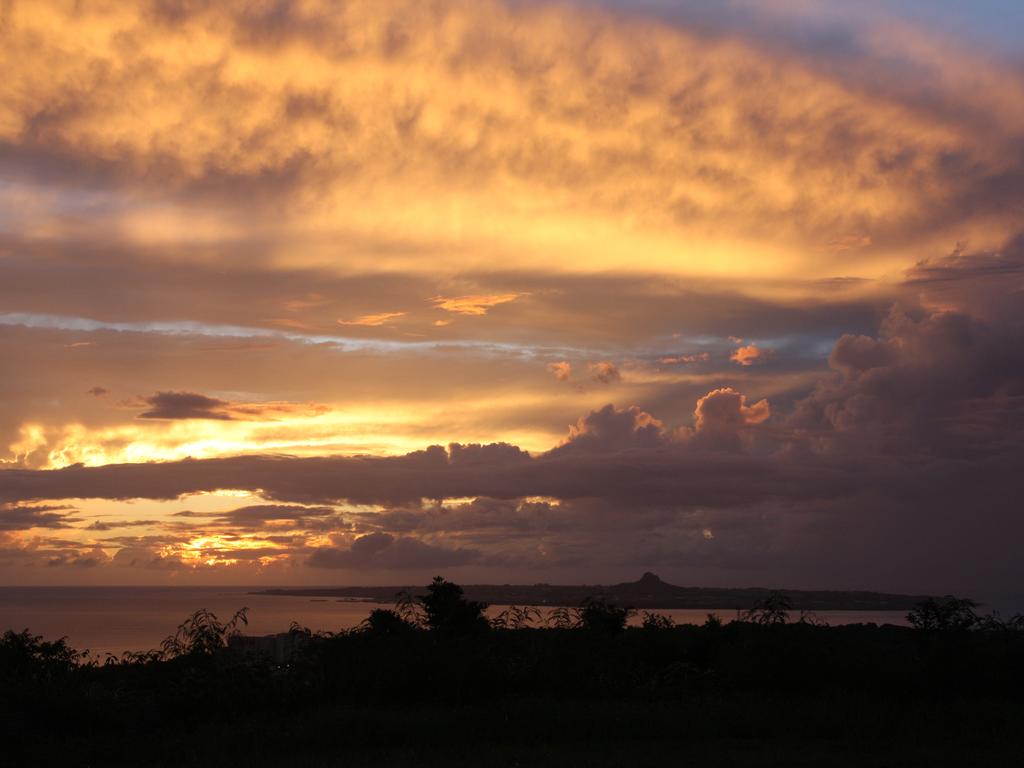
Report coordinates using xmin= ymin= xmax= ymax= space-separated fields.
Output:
xmin=0 ymin=440 xmax=861 ymax=511
xmin=549 ymin=404 xmax=668 ymax=455
xmin=46 ymin=551 xmax=107 ymax=569
xmin=85 ymin=519 xmax=162 ymax=531
xmin=171 ymin=504 xmax=347 ymax=533
xmin=216 ymin=504 xmax=337 ymax=526
xmin=308 ymin=532 xmax=480 ymax=569
xmin=111 ymin=545 xmax=185 ymax=570
xmin=789 ymin=307 xmax=1024 ymax=457
xmin=904 ymin=235 xmax=1024 ymax=324
xmin=356 ymin=497 xmax=560 ymax=537
xmin=688 ymin=388 xmax=772 ymax=453
xmin=130 ymin=391 xmax=322 ymax=425
xmin=138 ymin=391 xmax=234 ymax=420
xmin=906 ymin=235 xmax=1024 ymax=286
xmin=0 ymin=504 xmax=79 ymax=530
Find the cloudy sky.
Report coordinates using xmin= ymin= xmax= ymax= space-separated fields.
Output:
xmin=1 ymin=0 xmax=1022 ymax=595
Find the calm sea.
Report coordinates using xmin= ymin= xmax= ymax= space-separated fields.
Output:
xmin=0 ymin=586 xmax=915 ymax=656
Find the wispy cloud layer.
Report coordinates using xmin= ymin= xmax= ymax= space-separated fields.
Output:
xmin=3 ymin=0 xmax=1022 ymax=279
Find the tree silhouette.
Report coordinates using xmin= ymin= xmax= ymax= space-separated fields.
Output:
xmin=159 ymin=607 xmax=249 ymax=658
xmin=420 ymin=576 xmax=489 ymax=634
xmin=0 ymin=629 xmax=87 ymax=679
xmin=977 ymin=611 xmax=1024 ymax=632
xmin=641 ymin=611 xmax=675 ymax=630
xmin=394 ymin=589 xmax=427 ymax=627
xmin=906 ymin=596 xmax=978 ymax=631
xmin=741 ymin=591 xmax=792 ymax=625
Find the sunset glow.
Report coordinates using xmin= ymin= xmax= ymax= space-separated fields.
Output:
xmin=1 ymin=0 xmax=1022 ymax=594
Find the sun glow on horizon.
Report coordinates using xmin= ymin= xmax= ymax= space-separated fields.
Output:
xmin=2 ymin=395 xmax=571 ymax=470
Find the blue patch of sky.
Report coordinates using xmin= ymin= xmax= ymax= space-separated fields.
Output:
xmin=0 ymin=312 xmax=592 ymax=360
xmin=641 ymin=331 xmax=837 ymax=363
xmin=1 ymin=312 xmax=843 ymax=368
xmin=588 ymin=0 xmax=1024 ymax=56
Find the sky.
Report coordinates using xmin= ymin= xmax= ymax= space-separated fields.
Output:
xmin=1 ymin=0 xmax=1022 ymax=595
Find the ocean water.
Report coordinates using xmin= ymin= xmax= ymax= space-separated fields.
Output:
xmin=0 ymin=586 xmax=914 ymax=656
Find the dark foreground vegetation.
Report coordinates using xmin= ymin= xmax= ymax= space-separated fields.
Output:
xmin=4 ymin=578 xmax=1024 ymax=766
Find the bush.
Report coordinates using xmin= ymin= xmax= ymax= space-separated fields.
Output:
xmin=578 ymin=599 xmax=632 ymax=633
xmin=0 ymin=629 xmax=86 ymax=681
xmin=362 ymin=608 xmax=418 ymax=635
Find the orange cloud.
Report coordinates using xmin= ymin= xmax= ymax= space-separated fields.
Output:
xmin=284 ymin=294 xmax=329 ymax=312
xmin=431 ymin=294 xmax=524 ymax=316
xmin=338 ymin=312 xmax=407 ymax=326
xmin=694 ymin=388 xmax=771 ymax=431
xmin=730 ymin=344 xmax=770 ymax=366
xmin=588 ymin=362 xmax=621 ymax=385
xmin=547 ymin=361 xmax=572 ymax=382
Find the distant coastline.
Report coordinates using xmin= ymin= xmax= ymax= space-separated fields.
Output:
xmin=253 ymin=572 xmax=931 ymax=611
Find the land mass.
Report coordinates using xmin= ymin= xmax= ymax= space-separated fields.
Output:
xmin=253 ymin=572 xmax=930 ymax=611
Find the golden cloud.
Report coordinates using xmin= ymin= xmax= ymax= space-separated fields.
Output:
xmin=1 ymin=0 xmax=1019 ymax=285
xmin=338 ymin=312 xmax=407 ymax=326
xmin=431 ymin=294 xmax=524 ymax=316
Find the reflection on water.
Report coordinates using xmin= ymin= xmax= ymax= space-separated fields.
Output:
xmin=0 ymin=587 xmax=912 ymax=656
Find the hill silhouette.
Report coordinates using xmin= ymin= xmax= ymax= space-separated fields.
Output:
xmin=255 ymin=571 xmax=929 ymax=610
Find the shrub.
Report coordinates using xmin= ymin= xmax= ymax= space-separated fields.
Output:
xmin=545 ymin=606 xmax=580 ymax=629
xmin=578 ymin=599 xmax=632 ymax=633
xmin=361 ymin=608 xmax=418 ymax=635
xmin=491 ymin=606 xmax=542 ymax=630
